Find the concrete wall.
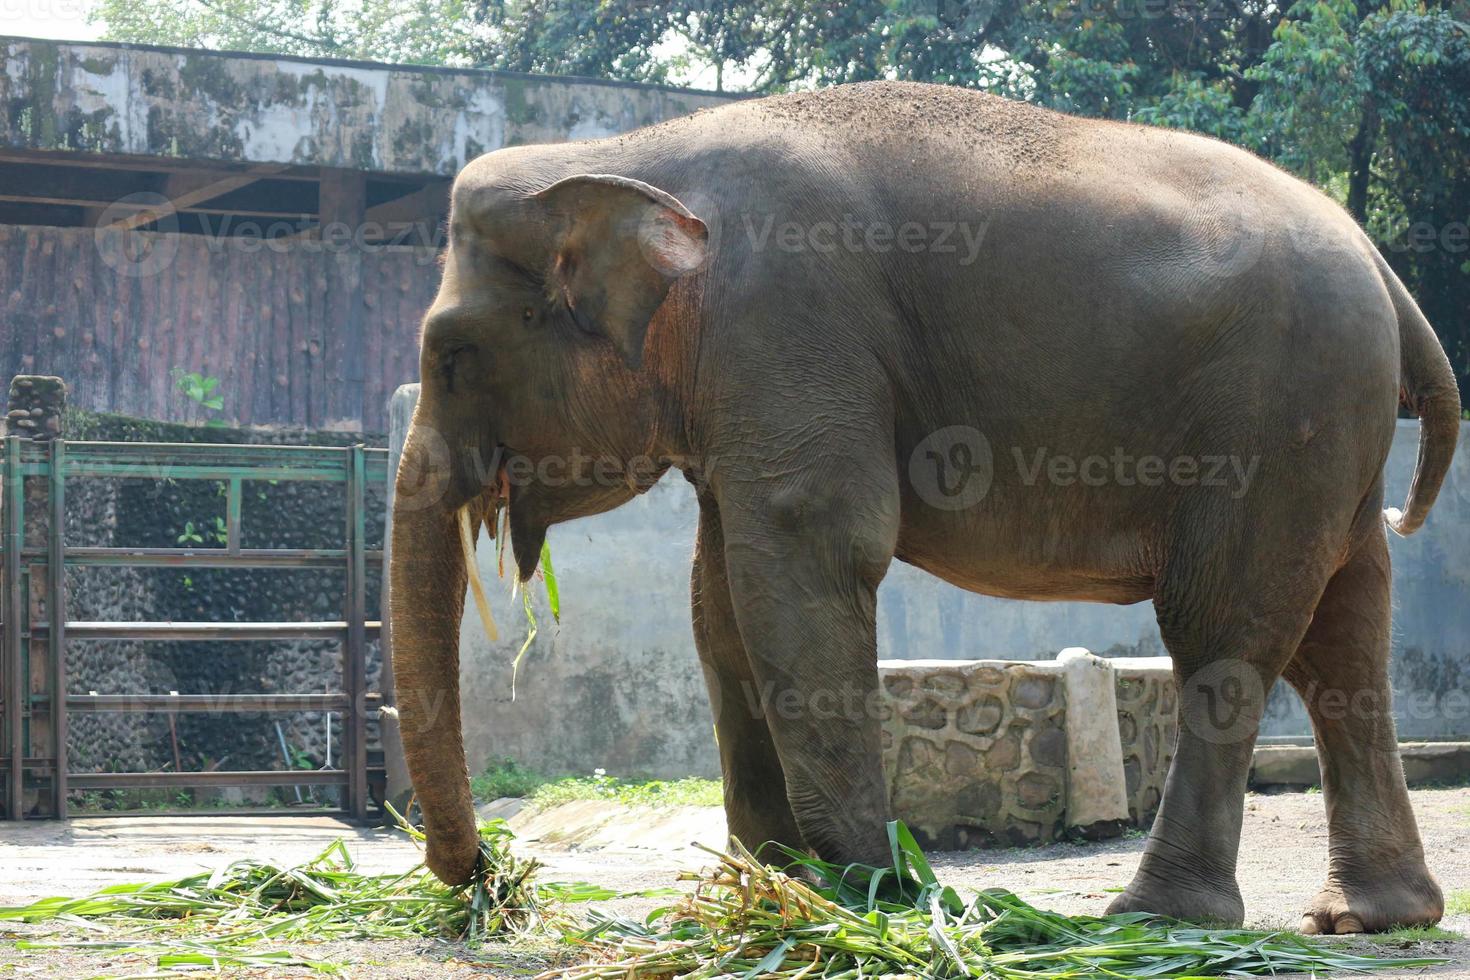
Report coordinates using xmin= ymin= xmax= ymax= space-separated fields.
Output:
xmin=0 ymin=36 xmax=733 ymax=175
xmin=383 ymin=388 xmax=1469 ymax=779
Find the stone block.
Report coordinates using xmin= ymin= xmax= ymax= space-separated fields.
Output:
xmin=879 ymin=657 xmax=1070 ymax=849
xmin=1111 ymin=657 xmax=1177 ymax=826
xmin=5 ymin=375 xmax=66 ymax=440
xmin=879 ymin=653 xmax=1177 ymax=849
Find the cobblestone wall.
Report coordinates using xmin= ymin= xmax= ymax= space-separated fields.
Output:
xmin=881 ymin=661 xmax=1069 ymax=849
xmin=1113 ymin=659 xmax=1178 ymax=826
xmin=880 ymin=655 xmax=1177 ymax=848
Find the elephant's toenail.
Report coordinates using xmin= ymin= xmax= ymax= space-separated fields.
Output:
xmin=1299 ymin=915 xmax=1322 ymax=935
xmin=1334 ymin=914 xmax=1365 ymax=935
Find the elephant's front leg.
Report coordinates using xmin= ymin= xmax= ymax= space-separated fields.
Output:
xmin=691 ymin=486 xmax=803 ymax=855
xmin=717 ymin=474 xmax=900 ymax=866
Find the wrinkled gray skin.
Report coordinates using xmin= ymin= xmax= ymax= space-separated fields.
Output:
xmin=389 ymin=82 xmax=1459 ymax=933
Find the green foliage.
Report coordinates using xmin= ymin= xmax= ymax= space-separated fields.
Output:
xmin=1245 ymin=0 xmax=1366 ymax=180
xmin=478 ymin=0 xmax=674 ymax=82
xmin=1135 ymin=74 xmax=1247 ymax=142
xmin=170 ymin=367 xmax=226 ymax=428
xmin=1358 ymin=6 xmax=1470 ymax=381
xmin=471 ymin=757 xmax=551 ymax=800
xmin=560 ymin=823 xmax=1444 ymax=978
xmin=471 ymin=760 xmax=724 ymax=809
xmin=176 ymin=516 xmax=227 ymax=545
xmin=170 ymin=368 xmax=223 ymax=410
xmin=1375 ymin=924 xmax=1462 ymax=942
xmin=93 ymin=0 xmax=484 ymax=66
xmin=526 ymin=770 xmax=724 ymax=809
xmin=0 ymin=816 xmax=1447 ymax=977
xmin=1446 ymin=889 xmax=1470 ymax=915
xmin=0 ymin=810 xmax=658 ymax=972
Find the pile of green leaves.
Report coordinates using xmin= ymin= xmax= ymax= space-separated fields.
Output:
xmin=0 ymin=808 xmax=614 ymax=973
xmin=1 ymin=817 xmax=1447 ymax=978
xmin=557 ymin=824 xmax=1445 ymax=979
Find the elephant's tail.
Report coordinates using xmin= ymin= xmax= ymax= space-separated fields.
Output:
xmin=1375 ymin=252 xmax=1461 ymax=537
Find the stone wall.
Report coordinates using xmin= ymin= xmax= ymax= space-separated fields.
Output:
xmin=881 ymin=659 xmax=1070 ymax=848
xmin=4 ymin=402 xmax=387 ymax=798
xmin=879 ymin=653 xmax=1173 ymax=848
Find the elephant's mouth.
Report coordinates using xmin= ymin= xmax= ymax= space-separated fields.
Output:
xmin=483 ymin=451 xmax=511 ymax=543
xmin=482 ymin=449 xmax=549 ymax=583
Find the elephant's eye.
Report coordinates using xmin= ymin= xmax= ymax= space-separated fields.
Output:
xmin=522 ymin=306 xmax=535 ymax=324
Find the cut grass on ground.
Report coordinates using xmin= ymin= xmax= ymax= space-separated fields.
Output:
xmin=1374 ymin=925 xmax=1462 ymax=944
xmin=0 ymin=819 xmax=1446 ymax=980
xmin=472 ymin=761 xmax=722 ymax=810
xmin=1447 ymin=889 xmax=1470 ymax=917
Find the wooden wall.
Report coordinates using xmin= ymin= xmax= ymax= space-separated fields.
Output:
xmin=0 ymin=224 xmax=439 ymax=432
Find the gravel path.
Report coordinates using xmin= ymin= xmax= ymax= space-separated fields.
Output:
xmin=1 ymin=787 xmax=1466 ymax=977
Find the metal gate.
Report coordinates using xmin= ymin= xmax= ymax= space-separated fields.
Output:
xmin=0 ymin=436 xmax=388 ymax=820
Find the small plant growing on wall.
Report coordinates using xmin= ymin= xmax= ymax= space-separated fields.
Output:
xmin=176 ymin=518 xmax=227 ymax=546
xmin=170 ymin=367 xmax=225 ymax=427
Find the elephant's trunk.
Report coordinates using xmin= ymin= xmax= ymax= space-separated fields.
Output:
xmin=389 ymin=419 xmax=480 ymax=885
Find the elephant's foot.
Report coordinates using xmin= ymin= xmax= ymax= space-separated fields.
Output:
xmin=1300 ymin=865 xmax=1443 ymax=935
xmin=1106 ymin=869 xmax=1245 ymax=927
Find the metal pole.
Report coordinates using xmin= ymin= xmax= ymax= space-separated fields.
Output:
xmin=47 ymin=439 xmax=66 ymax=818
xmin=3 ymin=436 xmax=23 ymax=819
xmin=225 ymin=478 xmax=242 ymax=553
xmin=344 ymin=445 xmax=367 ymax=819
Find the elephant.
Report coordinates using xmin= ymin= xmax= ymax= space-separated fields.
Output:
xmin=388 ymin=80 xmax=1459 ymax=934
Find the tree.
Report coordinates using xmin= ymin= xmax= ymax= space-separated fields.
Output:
xmin=1360 ymin=7 xmax=1470 ymax=386
xmin=92 ymin=0 xmax=487 ymax=65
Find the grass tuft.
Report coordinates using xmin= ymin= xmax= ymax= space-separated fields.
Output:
xmin=1376 ymin=924 xmax=1461 ymax=943
xmin=471 ymin=761 xmax=723 ymax=810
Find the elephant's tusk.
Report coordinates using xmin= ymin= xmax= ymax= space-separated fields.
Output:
xmin=459 ymin=505 xmax=499 ymax=642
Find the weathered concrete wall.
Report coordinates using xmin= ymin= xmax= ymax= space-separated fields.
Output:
xmin=0 ymin=37 xmax=734 ymax=175
xmin=382 ymin=388 xmax=1469 ymax=779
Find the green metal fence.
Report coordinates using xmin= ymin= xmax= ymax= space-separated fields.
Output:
xmin=0 ymin=436 xmax=389 ymax=820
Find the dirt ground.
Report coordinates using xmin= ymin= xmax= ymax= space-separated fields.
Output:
xmin=1 ymin=786 xmax=1467 ymax=978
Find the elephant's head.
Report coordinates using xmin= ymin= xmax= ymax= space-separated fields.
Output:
xmin=389 ymin=154 xmax=708 ymax=884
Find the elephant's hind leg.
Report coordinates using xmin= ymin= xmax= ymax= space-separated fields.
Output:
xmin=1108 ymin=504 xmax=1337 ymax=926
xmin=1282 ymin=522 xmax=1443 ymax=934
xmin=691 ymin=487 xmax=803 ymax=857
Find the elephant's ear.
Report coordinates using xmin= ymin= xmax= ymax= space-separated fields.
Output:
xmin=534 ymin=174 xmax=708 ymax=370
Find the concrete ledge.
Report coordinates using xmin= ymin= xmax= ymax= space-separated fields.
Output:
xmin=1250 ymin=742 xmax=1470 ymax=789
xmin=0 ymin=36 xmax=735 ymax=175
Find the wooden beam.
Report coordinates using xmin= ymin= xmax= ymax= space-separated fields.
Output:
xmin=0 ymin=194 xmax=309 ymax=220
xmin=107 ymin=164 xmax=291 ymax=231
xmin=0 ymin=148 xmax=322 ymax=181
